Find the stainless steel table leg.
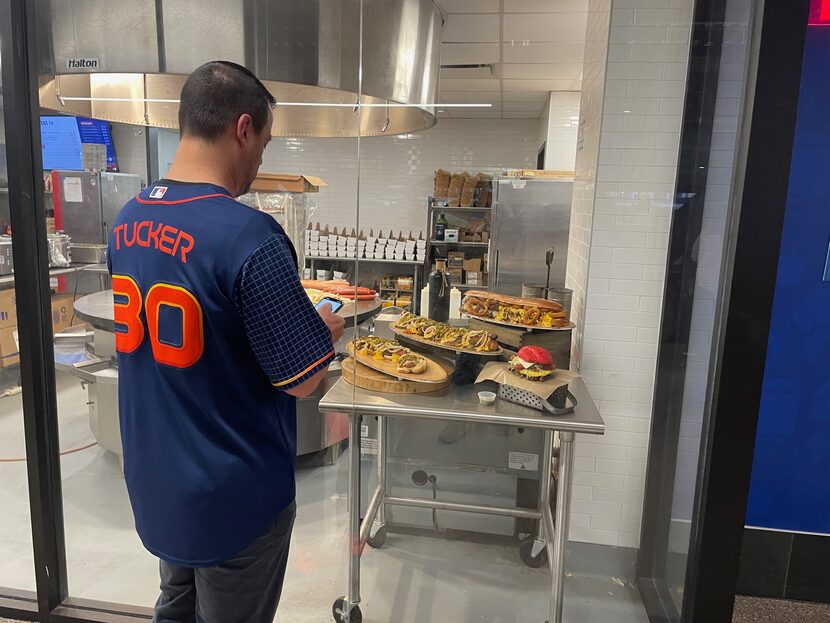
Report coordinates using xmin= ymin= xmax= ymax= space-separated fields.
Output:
xmin=531 ymin=429 xmax=555 ymax=559
xmin=373 ymin=415 xmax=388 ymax=536
xmin=550 ymin=431 xmax=575 ymax=623
xmin=347 ymin=412 xmax=362 ymax=615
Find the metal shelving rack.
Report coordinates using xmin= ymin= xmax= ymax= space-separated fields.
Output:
xmin=304 ymin=256 xmax=425 ymax=313
xmin=427 ymin=199 xmax=491 ymax=290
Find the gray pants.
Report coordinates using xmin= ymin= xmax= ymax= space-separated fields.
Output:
xmin=153 ymin=502 xmax=296 ymax=623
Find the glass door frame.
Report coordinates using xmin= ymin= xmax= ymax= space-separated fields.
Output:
xmin=638 ymin=0 xmax=813 ymax=622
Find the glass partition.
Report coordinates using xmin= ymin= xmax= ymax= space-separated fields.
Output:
xmin=0 ymin=32 xmax=36 ymax=598
xmin=0 ymin=0 xmax=765 ymax=621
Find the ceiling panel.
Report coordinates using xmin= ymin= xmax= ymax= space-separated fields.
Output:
xmin=502 ymin=91 xmax=551 ymax=102
xmin=443 ymin=14 xmax=500 ymax=42
xmin=503 ymin=41 xmax=586 ymax=63
xmin=436 ymin=0 xmax=589 ymax=120
xmin=502 ymin=102 xmax=545 ymax=112
xmin=503 ymin=62 xmax=583 ymax=80
xmin=503 ymin=78 xmax=580 ymax=91
xmin=504 ymin=0 xmax=589 ymax=13
xmin=437 ymin=0 xmax=500 ymax=13
xmin=439 ymin=91 xmax=502 ymax=104
xmin=449 ymin=109 xmax=504 ymax=119
xmin=441 ymin=43 xmax=501 ymax=65
xmin=439 ymin=78 xmax=501 ymax=91
xmin=503 ymin=111 xmax=543 ymax=118
xmin=503 ymin=13 xmax=588 ymax=43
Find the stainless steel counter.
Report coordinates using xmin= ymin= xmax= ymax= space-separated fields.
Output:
xmin=319 ymin=376 xmax=603 ymax=434
xmin=319 ymin=372 xmax=604 ymax=623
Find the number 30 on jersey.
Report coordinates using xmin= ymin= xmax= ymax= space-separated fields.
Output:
xmin=112 ymin=275 xmax=205 ymax=368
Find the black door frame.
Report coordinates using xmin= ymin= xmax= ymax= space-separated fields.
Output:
xmin=639 ymin=0 xmax=812 ymax=622
xmin=0 ymin=0 xmax=817 ymax=621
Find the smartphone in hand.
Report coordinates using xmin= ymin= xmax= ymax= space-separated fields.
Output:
xmin=315 ymin=297 xmax=345 ymax=314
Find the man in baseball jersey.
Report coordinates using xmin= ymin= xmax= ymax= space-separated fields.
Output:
xmin=108 ymin=60 xmax=345 ymax=622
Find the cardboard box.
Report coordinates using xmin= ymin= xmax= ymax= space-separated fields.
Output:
xmin=463 ymin=258 xmax=482 ymax=273
xmin=448 ymin=252 xmax=465 ymax=268
xmin=0 ymin=289 xmax=17 ymax=331
xmin=51 ymin=294 xmax=75 ymax=334
xmin=249 ymin=173 xmax=327 ymax=194
xmin=447 ymin=268 xmax=464 ymax=284
xmin=466 ymin=271 xmax=488 ymax=287
xmin=445 ymin=229 xmax=460 ymax=243
xmin=0 ymin=326 xmax=19 ymax=367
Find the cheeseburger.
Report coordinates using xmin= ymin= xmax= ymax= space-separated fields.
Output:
xmin=508 ymin=346 xmax=555 ymax=381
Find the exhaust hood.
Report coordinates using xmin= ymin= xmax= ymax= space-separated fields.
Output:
xmin=36 ymin=0 xmax=443 ymax=137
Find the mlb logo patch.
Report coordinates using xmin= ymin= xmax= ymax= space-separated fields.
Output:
xmin=149 ymin=186 xmax=168 ymax=199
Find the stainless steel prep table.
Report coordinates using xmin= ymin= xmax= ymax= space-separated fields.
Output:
xmin=319 ymin=375 xmax=604 ymax=623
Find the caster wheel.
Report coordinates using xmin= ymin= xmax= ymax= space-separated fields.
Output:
xmin=332 ymin=596 xmax=362 ymax=623
xmin=520 ymin=538 xmax=548 ymax=568
xmin=367 ymin=526 xmax=387 ymax=549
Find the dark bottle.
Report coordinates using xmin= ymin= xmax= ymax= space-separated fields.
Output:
xmin=434 ymin=213 xmax=448 ymax=241
xmin=428 ymin=260 xmax=450 ymax=322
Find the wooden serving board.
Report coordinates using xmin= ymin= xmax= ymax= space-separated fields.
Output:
xmin=346 ymin=344 xmax=450 ymax=384
xmin=390 ymin=324 xmax=504 ymax=357
xmin=342 ymin=358 xmax=452 ymax=394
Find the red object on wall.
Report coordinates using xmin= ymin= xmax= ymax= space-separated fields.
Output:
xmin=809 ymin=0 xmax=830 ymax=25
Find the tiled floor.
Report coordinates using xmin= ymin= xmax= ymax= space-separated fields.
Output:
xmin=0 ymin=371 xmax=649 ymax=622
xmin=733 ymin=596 xmax=830 ymax=623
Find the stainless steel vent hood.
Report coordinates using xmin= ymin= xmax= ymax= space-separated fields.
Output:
xmin=36 ymin=0 xmax=443 ymax=137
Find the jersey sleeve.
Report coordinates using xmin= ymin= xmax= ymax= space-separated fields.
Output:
xmin=235 ymin=233 xmax=335 ymax=390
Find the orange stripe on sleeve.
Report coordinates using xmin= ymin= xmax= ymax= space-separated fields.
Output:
xmin=272 ymin=350 xmax=335 ymax=388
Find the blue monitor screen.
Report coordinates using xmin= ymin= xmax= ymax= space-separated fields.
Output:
xmin=40 ymin=115 xmax=118 ymax=171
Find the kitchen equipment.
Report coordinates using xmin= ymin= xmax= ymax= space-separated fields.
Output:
xmin=47 ymin=233 xmax=71 ymax=267
xmin=342 ymin=357 xmax=452 ymax=394
xmin=545 ymin=248 xmax=555 ymax=297
xmin=489 ymin=178 xmax=572 ymax=296
xmin=0 ymin=237 xmax=13 ymax=275
xmin=547 ymin=287 xmax=574 ymax=317
xmin=37 ymin=0 xmax=443 ymax=138
xmin=497 ymin=384 xmax=577 ymax=416
xmin=522 ymin=284 xmax=547 ymax=298
xmin=69 ymin=243 xmax=108 ymax=264
xmin=51 ymin=171 xmax=142 ymax=252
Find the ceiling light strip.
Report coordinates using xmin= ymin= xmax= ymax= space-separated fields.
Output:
xmin=57 ymin=96 xmax=492 ymax=108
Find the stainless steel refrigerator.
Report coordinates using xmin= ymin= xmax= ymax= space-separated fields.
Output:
xmin=52 ymin=170 xmax=142 ymax=261
xmin=488 ymin=177 xmax=573 ymax=295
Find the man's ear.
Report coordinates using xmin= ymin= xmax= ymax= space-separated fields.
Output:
xmin=236 ymin=113 xmax=254 ymax=145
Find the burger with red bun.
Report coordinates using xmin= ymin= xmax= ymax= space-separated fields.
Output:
xmin=508 ymin=346 xmax=555 ymax=382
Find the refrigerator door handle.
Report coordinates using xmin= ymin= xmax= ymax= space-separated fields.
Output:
xmin=494 ymin=249 xmax=500 ymax=286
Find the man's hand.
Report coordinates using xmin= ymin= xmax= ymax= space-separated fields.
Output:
xmin=318 ymin=303 xmax=346 ymax=344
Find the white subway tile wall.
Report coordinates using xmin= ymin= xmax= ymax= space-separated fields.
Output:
xmin=567 ymin=0 xmax=694 ymax=548
xmin=259 ymin=119 xmax=539 ymax=235
xmin=567 ymin=0 xmax=613 ymax=376
xmin=544 ymin=92 xmax=582 ymax=171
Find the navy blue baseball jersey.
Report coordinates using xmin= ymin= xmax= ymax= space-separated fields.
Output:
xmin=107 ymin=180 xmax=335 ymax=566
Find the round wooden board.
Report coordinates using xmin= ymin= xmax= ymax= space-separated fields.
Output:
xmin=346 ymin=344 xmax=449 ymax=383
xmin=342 ymin=358 xmax=452 ymax=394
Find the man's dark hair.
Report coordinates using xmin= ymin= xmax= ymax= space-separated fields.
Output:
xmin=178 ymin=61 xmax=276 ymax=141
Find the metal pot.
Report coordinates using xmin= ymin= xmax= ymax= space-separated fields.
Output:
xmin=47 ymin=233 xmax=72 ymax=268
